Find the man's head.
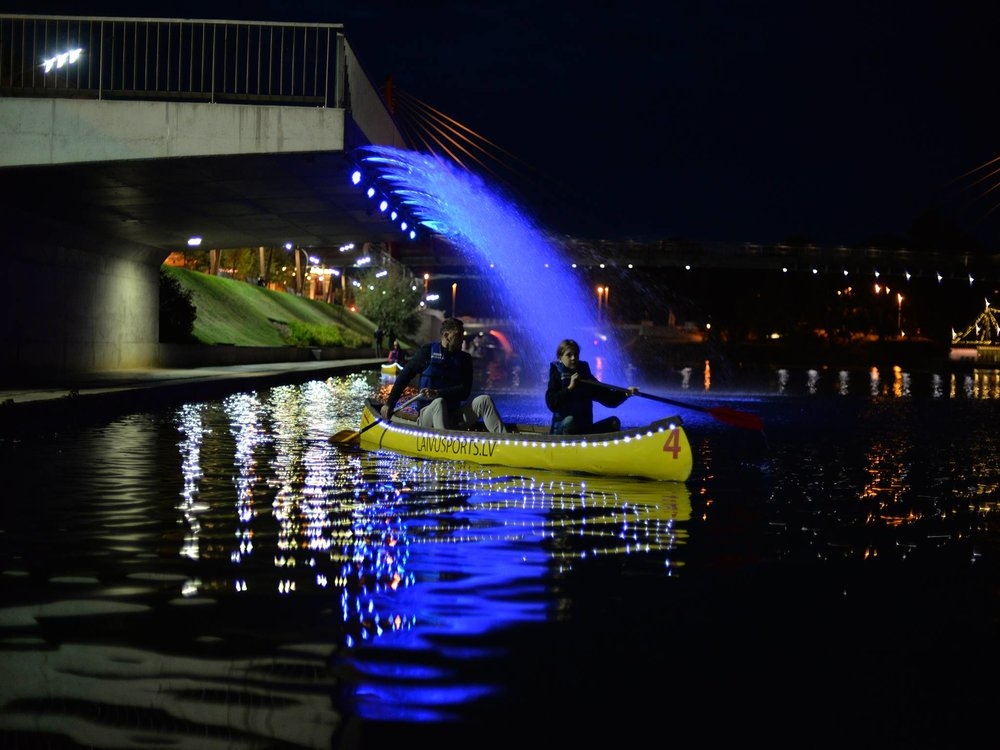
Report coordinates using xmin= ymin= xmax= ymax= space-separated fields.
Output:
xmin=440 ymin=317 xmax=465 ymax=352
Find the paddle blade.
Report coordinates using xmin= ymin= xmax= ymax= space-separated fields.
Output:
xmin=328 ymin=429 xmax=361 ymax=446
xmin=706 ymin=406 xmax=764 ymax=431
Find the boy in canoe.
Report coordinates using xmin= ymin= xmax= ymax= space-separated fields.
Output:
xmin=546 ymin=338 xmax=638 ymax=434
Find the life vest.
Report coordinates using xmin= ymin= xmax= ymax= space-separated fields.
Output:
xmin=418 ymin=342 xmax=464 ymax=410
xmin=549 ymin=359 xmax=593 ymax=432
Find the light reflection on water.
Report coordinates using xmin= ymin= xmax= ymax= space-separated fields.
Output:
xmin=2 ymin=366 xmax=1000 ymax=746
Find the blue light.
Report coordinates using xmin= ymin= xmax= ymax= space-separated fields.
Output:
xmin=357 ymin=145 xmax=633 ymax=384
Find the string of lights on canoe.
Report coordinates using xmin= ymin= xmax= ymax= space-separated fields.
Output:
xmin=373 ymin=418 xmax=680 ymax=449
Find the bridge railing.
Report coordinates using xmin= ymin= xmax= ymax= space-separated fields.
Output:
xmin=0 ymin=14 xmax=346 ymax=107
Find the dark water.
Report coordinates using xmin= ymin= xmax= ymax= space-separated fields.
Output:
xmin=2 ymin=365 xmax=1000 ymax=748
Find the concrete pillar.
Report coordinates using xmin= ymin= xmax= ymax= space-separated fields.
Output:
xmin=1 ymin=216 xmax=167 ymax=381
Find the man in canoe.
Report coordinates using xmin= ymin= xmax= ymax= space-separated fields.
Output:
xmin=545 ymin=338 xmax=639 ymax=434
xmin=380 ymin=317 xmax=507 ymax=433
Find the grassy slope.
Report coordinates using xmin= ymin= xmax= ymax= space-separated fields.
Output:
xmin=163 ymin=265 xmax=374 ymax=347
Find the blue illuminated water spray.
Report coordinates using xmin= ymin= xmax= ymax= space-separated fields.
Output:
xmin=357 ymin=145 xmax=631 ymax=386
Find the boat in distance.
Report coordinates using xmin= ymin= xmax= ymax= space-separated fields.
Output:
xmin=343 ymin=399 xmax=694 ymax=482
xmin=381 ymin=362 xmax=403 ymax=377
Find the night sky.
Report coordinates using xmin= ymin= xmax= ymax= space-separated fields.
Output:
xmin=14 ymin=1 xmax=1000 ymax=249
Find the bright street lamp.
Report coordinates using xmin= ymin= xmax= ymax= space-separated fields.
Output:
xmin=451 ymin=282 xmax=458 ymax=318
xmin=596 ymin=285 xmax=609 ymax=322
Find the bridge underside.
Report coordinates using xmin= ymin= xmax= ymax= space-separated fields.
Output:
xmin=0 ymin=92 xmax=415 ymax=379
xmin=0 ymin=150 xmax=407 ymax=254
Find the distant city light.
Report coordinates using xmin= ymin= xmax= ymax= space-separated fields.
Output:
xmin=187 ymin=236 xmax=202 ymax=247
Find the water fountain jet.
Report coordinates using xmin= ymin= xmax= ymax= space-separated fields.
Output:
xmin=356 ymin=146 xmax=632 ymax=387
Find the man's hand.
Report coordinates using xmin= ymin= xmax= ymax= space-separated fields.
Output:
xmin=568 ymin=373 xmax=579 ymax=390
xmin=380 ymin=404 xmax=392 ymax=421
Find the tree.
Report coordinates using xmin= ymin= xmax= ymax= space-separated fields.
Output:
xmin=351 ymin=263 xmax=423 ymax=339
xmin=159 ymin=268 xmax=197 ymax=343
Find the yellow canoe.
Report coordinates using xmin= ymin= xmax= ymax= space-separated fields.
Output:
xmin=350 ymin=399 xmax=693 ymax=482
xmin=381 ymin=362 xmax=403 ymax=376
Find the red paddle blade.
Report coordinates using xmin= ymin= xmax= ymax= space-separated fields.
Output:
xmin=705 ymin=406 xmax=764 ymax=431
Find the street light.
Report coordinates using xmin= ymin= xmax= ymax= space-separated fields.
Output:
xmin=424 ymin=273 xmax=430 ymax=297
xmin=596 ymin=285 xmax=609 ymax=322
xmin=452 ymin=282 xmax=458 ymax=318
xmin=897 ymin=293 xmax=903 ymax=336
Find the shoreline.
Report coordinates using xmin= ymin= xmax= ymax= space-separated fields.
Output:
xmin=632 ymin=337 xmax=964 ymax=373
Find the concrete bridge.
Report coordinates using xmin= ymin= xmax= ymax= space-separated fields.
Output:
xmin=0 ymin=14 xmax=412 ymax=378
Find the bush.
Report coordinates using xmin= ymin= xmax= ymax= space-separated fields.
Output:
xmin=159 ymin=269 xmax=197 ymax=343
xmin=284 ymin=320 xmax=362 ymax=348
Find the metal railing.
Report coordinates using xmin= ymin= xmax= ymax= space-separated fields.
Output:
xmin=0 ymin=14 xmax=346 ymax=107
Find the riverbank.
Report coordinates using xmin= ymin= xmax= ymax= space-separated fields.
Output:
xmin=0 ymin=358 xmax=382 ymax=435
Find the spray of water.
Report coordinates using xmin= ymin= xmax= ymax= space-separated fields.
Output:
xmin=357 ymin=145 xmax=632 ymax=386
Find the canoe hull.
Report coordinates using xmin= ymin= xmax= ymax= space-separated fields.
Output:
xmin=357 ymin=402 xmax=693 ymax=482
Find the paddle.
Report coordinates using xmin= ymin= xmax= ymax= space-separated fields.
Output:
xmin=588 ymin=381 xmax=764 ymax=432
xmin=329 ymin=392 xmax=422 ymax=446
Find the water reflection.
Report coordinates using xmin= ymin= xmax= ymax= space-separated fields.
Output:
xmin=685 ymin=361 xmax=1000 ymax=401
xmin=2 ymin=366 xmax=1000 ymax=746
xmin=177 ymin=434 xmax=696 ymax=651
xmin=154 ymin=372 xmax=698 ymax=727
